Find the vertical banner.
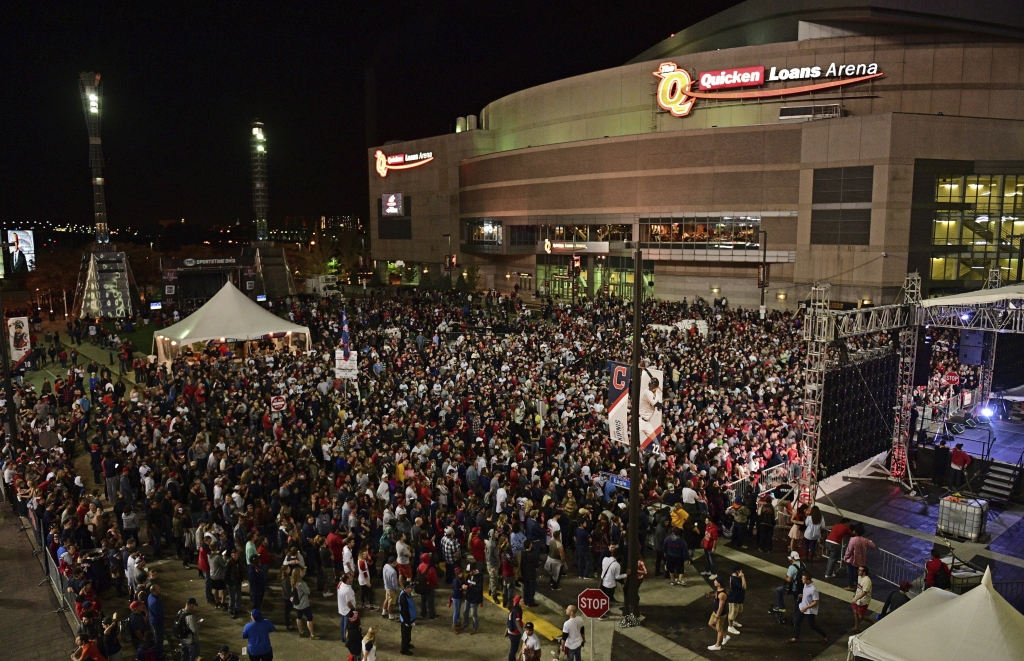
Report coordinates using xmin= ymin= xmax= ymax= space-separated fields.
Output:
xmin=607 ymin=361 xmax=631 ymax=446
xmin=8 ymin=317 xmax=30 ymax=369
xmin=638 ymin=367 xmax=664 ymax=454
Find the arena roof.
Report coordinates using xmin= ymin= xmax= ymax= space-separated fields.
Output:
xmin=629 ymin=0 xmax=1024 ymax=63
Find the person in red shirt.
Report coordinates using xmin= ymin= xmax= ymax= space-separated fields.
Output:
xmin=950 ymin=443 xmax=972 ymax=490
xmin=824 ymin=518 xmax=854 ymax=578
xmin=71 ymin=633 xmax=106 ymax=661
xmin=327 ymin=528 xmax=347 ymax=580
xmin=700 ymin=517 xmax=719 ymax=578
xmin=416 ymin=552 xmax=439 ymax=619
xmin=925 ymin=547 xmax=952 ymax=588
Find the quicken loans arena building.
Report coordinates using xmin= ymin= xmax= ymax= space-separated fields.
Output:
xmin=368 ymin=0 xmax=1024 ymax=309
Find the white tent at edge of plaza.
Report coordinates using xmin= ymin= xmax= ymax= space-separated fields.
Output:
xmin=847 ymin=566 xmax=1024 ymax=661
xmin=153 ymin=281 xmax=310 ymax=365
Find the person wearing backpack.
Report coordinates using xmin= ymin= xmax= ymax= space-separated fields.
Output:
xmin=925 ymin=547 xmax=952 ymax=590
xmin=174 ymin=597 xmax=200 ymax=661
xmin=772 ymin=551 xmax=805 ymax=614
xmin=416 ymin=552 xmax=438 ymax=620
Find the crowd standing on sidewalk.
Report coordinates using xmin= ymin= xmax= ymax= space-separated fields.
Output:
xmin=0 ymin=289 xmax=861 ymax=659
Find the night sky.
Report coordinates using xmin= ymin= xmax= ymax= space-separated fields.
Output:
xmin=0 ymin=1 xmax=738 ymax=233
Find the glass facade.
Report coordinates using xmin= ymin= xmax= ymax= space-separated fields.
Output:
xmin=536 ymin=254 xmax=653 ymax=300
xmin=465 ymin=219 xmax=503 ymax=245
xmin=637 ymin=216 xmax=759 ymax=248
xmin=929 ymin=174 xmax=1024 ymax=282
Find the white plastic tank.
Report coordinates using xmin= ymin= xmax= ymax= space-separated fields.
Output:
xmin=455 ymin=117 xmax=466 ymax=133
xmin=467 ymin=114 xmax=478 ymax=130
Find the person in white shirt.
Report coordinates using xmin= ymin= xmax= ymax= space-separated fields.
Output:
xmin=561 ymin=605 xmax=585 ymax=661
xmin=337 ymin=573 xmax=357 ymax=643
xmin=495 ymin=481 xmax=508 ymax=514
xmin=790 ymin=574 xmax=828 ymax=643
xmin=599 ymin=546 xmax=626 ymax=617
xmin=518 ymin=621 xmax=541 ymax=661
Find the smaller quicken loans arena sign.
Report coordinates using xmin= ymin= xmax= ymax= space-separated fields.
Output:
xmin=655 ymin=60 xmax=883 ymax=117
xmin=375 ymin=149 xmax=434 ymax=177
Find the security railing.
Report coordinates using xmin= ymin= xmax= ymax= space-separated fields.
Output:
xmin=1 ymin=477 xmax=83 ymax=627
xmin=870 ymin=547 xmax=928 ymax=596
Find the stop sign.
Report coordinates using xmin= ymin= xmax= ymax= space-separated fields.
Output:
xmin=577 ymin=588 xmax=609 ymax=619
xmin=271 ymin=395 xmax=286 ymax=411
xmin=943 ymin=372 xmax=960 ymax=386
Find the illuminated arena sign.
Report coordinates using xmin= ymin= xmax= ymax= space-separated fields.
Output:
xmin=374 ymin=149 xmax=434 ymax=177
xmin=655 ymin=61 xmax=883 ymax=117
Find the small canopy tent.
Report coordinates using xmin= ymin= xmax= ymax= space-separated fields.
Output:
xmin=848 ymin=567 xmax=1024 ymax=661
xmin=153 ymin=282 xmax=310 ymax=365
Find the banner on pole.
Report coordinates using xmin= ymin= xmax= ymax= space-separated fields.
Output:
xmin=8 ymin=317 xmax=30 ymax=369
xmin=638 ymin=367 xmax=664 ymax=454
xmin=607 ymin=361 xmax=630 ymax=446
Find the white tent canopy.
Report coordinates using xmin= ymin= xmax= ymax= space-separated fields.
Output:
xmin=154 ymin=282 xmax=310 ymax=364
xmin=848 ymin=567 xmax=1024 ymax=661
xmin=920 ymin=282 xmax=1024 ymax=308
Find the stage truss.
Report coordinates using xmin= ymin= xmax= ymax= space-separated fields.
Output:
xmin=801 ymin=267 xmax=1024 ymax=503
xmin=800 ymin=274 xmax=919 ymax=502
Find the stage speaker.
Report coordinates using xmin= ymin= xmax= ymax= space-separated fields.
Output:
xmin=913 ymin=328 xmax=933 ymax=386
xmin=959 ymin=329 xmax=985 ymax=366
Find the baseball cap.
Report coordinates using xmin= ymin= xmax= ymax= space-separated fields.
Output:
xmin=220 ymin=645 xmax=231 ymax=653
xmin=186 ymin=597 xmax=199 ymax=606
xmin=129 ymin=601 xmax=143 ymax=610
xmin=788 ymin=551 xmax=801 ymax=560
xmin=251 ymin=608 xmax=264 ymax=621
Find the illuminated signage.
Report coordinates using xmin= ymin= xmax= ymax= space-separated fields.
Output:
xmin=374 ymin=149 xmax=434 ymax=177
xmin=382 ymin=193 xmax=404 ymax=216
xmin=656 ymin=61 xmax=883 ymax=117
xmin=699 ymin=66 xmax=764 ymax=90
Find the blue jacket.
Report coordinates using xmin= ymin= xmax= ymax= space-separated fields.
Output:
xmin=399 ymin=590 xmax=417 ymax=623
xmin=147 ymin=593 xmax=165 ymax=626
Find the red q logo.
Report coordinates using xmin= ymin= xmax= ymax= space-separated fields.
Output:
xmin=612 ymin=366 xmax=628 ymax=390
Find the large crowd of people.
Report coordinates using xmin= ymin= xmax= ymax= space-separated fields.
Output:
xmin=2 ymin=288 xmax=833 ymax=660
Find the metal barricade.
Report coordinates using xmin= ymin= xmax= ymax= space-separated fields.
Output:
xmin=758 ymin=464 xmax=792 ymax=494
xmin=870 ymin=547 xmax=928 ymax=596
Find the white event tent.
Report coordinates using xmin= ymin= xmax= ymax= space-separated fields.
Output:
xmin=153 ymin=282 xmax=310 ymax=365
xmin=848 ymin=567 xmax=1024 ymax=661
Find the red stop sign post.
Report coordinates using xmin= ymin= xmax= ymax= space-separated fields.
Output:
xmin=577 ymin=588 xmax=608 ymax=661
xmin=577 ymin=588 xmax=609 ymax=618
xmin=943 ymin=372 xmax=960 ymax=386
xmin=271 ymin=395 xmax=286 ymax=411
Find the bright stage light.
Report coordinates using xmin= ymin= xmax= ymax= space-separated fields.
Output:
xmin=980 ymin=407 xmax=994 ymax=417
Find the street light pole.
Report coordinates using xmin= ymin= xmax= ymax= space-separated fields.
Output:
xmin=624 ymin=247 xmax=643 ymax=621
xmin=443 ymin=233 xmax=452 ymax=290
xmin=759 ymin=229 xmax=768 ymax=320
xmin=0 ymin=276 xmax=21 ymax=443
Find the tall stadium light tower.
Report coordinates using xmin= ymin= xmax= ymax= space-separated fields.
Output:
xmin=79 ymin=72 xmax=109 ymax=243
xmin=251 ymin=121 xmax=269 ymax=240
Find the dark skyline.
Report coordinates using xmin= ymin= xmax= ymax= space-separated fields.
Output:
xmin=0 ymin=1 xmax=738 ymax=233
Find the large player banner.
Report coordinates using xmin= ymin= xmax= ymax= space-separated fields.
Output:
xmin=638 ymin=367 xmax=664 ymax=454
xmin=608 ymin=361 xmax=631 ymax=446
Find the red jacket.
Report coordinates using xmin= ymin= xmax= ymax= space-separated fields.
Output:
xmin=702 ymin=523 xmax=719 ymax=551
xmin=926 ymin=557 xmax=951 ymax=586
xmin=327 ymin=532 xmax=346 ymax=562
xmin=951 ymin=449 xmax=972 ymax=469
xmin=417 ymin=554 xmax=439 ymax=589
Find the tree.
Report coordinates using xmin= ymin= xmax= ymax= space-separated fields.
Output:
xmin=465 ymin=265 xmax=481 ymax=291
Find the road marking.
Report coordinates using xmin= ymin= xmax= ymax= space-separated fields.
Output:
xmin=482 ymin=591 xmax=562 ymax=640
xmin=714 ymin=545 xmax=886 ymax=612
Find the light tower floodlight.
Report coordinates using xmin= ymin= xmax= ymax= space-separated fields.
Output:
xmin=79 ymin=72 xmax=109 ymax=243
xmin=251 ymin=120 xmax=268 ymax=240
